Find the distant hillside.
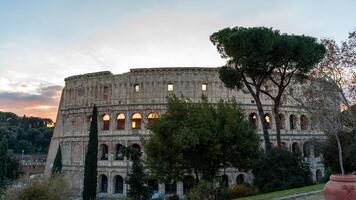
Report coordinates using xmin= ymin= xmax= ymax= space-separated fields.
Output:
xmin=0 ymin=111 xmax=54 ymax=154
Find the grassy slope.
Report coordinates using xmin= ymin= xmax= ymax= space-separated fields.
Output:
xmin=236 ymin=184 xmax=324 ymax=200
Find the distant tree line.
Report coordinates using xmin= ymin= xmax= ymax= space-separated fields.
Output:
xmin=0 ymin=111 xmax=54 ymax=154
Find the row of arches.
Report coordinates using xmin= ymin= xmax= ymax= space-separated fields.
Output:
xmin=271 ymin=141 xmax=321 ymax=158
xmin=75 ymin=112 xmax=160 ymax=130
xmin=248 ymin=113 xmax=310 ymax=131
xmin=95 ymin=112 xmax=159 ymax=131
xmin=66 ymin=112 xmax=160 ymax=133
xmin=99 ymin=143 xmax=141 ymax=161
xmin=99 ymin=174 xmax=124 ymax=194
xmin=97 ymin=174 xmax=245 ymax=195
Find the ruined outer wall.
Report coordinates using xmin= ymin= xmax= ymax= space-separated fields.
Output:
xmin=45 ymin=67 xmax=325 ymax=197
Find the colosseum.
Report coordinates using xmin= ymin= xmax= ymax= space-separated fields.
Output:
xmin=45 ymin=67 xmax=325 ymax=198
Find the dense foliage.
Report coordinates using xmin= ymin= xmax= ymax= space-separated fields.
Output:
xmin=252 ymin=149 xmax=312 ymax=193
xmin=227 ymin=184 xmax=260 ymax=199
xmin=322 ymin=130 xmax=356 ymax=174
xmin=211 ymin=26 xmax=325 ymax=149
xmin=51 ymin=145 xmax=62 ymax=175
xmin=187 ymin=181 xmax=228 ymax=200
xmin=83 ymin=105 xmax=98 ymax=200
xmin=2 ymin=175 xmax=71 ymax=200
xmin=144 ymin=96 xmax=260 ymax=183
xmin=0 ymin=137 xmax=20 ymax=189
xmin=0 ymin=111 xmax=53 ymax=154
xmin=126 ymin=148 xmax=151 ymax=200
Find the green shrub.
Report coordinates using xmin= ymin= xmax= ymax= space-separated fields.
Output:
xmin=322 ymin=130 xmax=356 ymax=174
xmin=168 ymin=194 xmax=180 ymax=200
xmin=252 ymin=149 xmax=312 ymax=193
xmin=3 ymin=175 xmax=72 ymax=200
xmin=227 ymin=184 xmax=259 ymax=198
xmin=187 ymin=181 xmax=228 ymax=200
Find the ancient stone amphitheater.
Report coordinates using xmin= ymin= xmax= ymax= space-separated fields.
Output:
xmin=45 ymin=67 xmax=325 ymax=198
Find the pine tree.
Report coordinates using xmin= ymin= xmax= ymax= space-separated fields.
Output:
xmin=51 ymin=145 xmax=62 ymax=175
xmin=127 ymin=148 xmax=150 ymax=200
xmin=83 ymin=105 xmax=98 ymax=200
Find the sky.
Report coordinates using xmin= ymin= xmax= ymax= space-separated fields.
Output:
xmin=0 ymin=0 xmax=355 ymax=120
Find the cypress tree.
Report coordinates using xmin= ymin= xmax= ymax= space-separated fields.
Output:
xmin=83 ymin=105 xmax=98 ymax=200
xmin=127 ymin=149 xmax=150 ymax=200
xmin=51 ymin=145 xmax=62 ymax=175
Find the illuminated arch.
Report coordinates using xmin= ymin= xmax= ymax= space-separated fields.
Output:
xmin=102 ymin=114 xmax=110 ymax=130
xmin=264 ymin=113 xmax=272 ymax=129
xmin=249 ymin=113 xmax=258 ymax=128
xmin=148 ymin=112 xmax=159 ymax=123
xmin=116 ymin=113 xmax=125 ymax=130
xmin=131 ymin=113 xmax=142 ymax=129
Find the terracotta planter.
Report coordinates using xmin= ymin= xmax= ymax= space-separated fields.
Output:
xmin=324 ymin=174 xmax=356 ymax=200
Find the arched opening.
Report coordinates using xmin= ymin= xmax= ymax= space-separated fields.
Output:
xmin=75 ymin=116 xmax=83 ymax=131
xmin=314 ymin=141 xmax=322 ymax=157
xmin=316 ymin=170 xmax=323 ymax=183
xmin=147 ymin=112 xmax=159 ymax=123
xmin=130 ymin=143 xmax=141 ymax=160
xmin=87 ymin=115 xmax=92 ymax=131
xmin=131 ymin=113 xmax=142 ymax=129
xmin=99 ymin=144 xmax=109 ymax=160
xmin=270 ymin=142 xmax=275 ymax=149
xmin=131 ymin=143 xmax=141 ymax=153
xmin=264 ymin=114 xmax=272 ymax=129
xmin=99 ymin=175 xmax=108 ymax=193
xmin=165 ymin=182 xmax=177 ymax=194
xmin=113 ymin=175 xmax=123 ymax=194
xmin=292 ymin=142 xmax=300 ymax=156
xmin=249 ymin=113 xmax=258 ymax=128
xmin=236 ymin=174 xmax=244 ymax=184
xmin=115 ymin=144 xmax=124 ymax=160
xmin=300 ymin=115 xmax=309 ymax=130
xmin=278 ymin=114 xmax=285 ymax=130
xmin=102 ymin=114 xmax=110 ymax=130
xmin=148 ymin=179 xmax=159 ymax=193
xmin=281 ymin=142 xmax=288 ymax=150
xmin=289 ymin=115 xmax=297 ymax=130
xmin=303 ymin=141 xmax=312 ymax=157
xmin=116 ymin=113 xmax=125 ymax=130
xmin=183 ymin=175 xmax=195 ymax=194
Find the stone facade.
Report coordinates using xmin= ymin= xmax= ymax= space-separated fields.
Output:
xmin=45 ymin=67 xmax=325 ymax=198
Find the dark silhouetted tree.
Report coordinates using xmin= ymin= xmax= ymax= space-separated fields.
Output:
xmin=126 ymin=147 xmax=150 ymax=200
xmin=144 ymin=96 xmax=260 ymax=183
xmin=211 ymin=27 xmax=325 ymax=149
xmin=83 ymin=105 xmax=98 ymax=200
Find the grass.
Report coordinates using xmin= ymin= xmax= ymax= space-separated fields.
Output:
xmin=236 ymin=184 xmax=324 ymax=200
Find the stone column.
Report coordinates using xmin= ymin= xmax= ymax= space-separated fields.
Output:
xmin=159 ymin=183 xmax=165 ymax=196
xmin=177 ymin=181 xmax=183 ymax=198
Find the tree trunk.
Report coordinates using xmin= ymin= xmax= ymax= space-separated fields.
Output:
xmin=335 ymin=132 xmax=345 ymax=175
xmin=273 ymin=102 xmax=282 ymax=149
xmin=194 ymin=169 xmax=200 ymax=183
xmin=256 ymin=99 xmax=271 ymax=150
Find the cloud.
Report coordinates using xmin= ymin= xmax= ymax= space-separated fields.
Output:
xmin=1 ymin=4 xmax=353 ymax=120
xmin=0 ymin=85 xmax=62 ymax=120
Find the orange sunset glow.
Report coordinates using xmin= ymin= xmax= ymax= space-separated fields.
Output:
xmin=0 ymin=86 xmax=62 ymax=121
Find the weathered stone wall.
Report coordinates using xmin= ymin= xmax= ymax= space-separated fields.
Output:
xmin=45 ymin=67 xmax=325 ymax=198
